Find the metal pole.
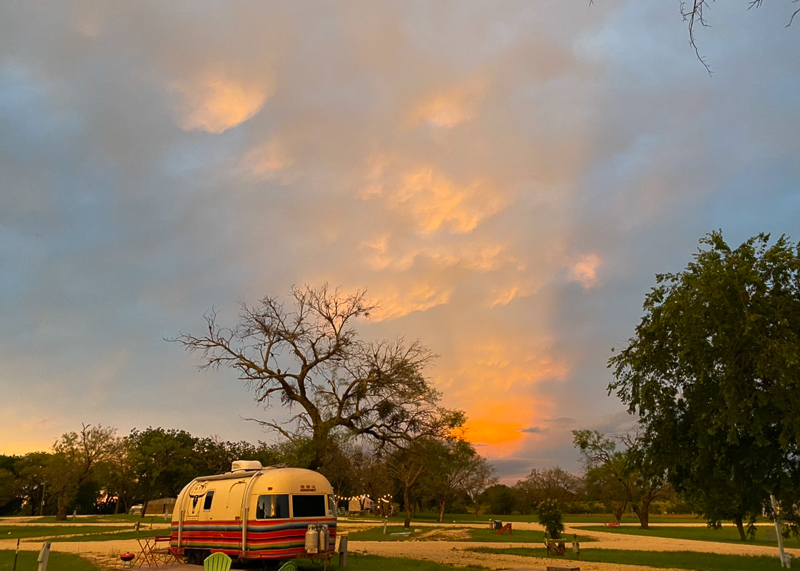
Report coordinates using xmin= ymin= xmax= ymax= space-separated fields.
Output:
xmin=13 ymin=538 xmax=20 ymax=571
xmin=337 ymin=535 xmax=348 ymax=567
xmin=177 ymin=509 xmax=184 ymax=548
xmin=241 ymin=506 xmax=249 ymax=553
xmin=771 ymin=494 xmax=789 ymax=568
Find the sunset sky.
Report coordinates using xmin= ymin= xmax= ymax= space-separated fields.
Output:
xmin=2 ymin=1 xmax=799 ymax=481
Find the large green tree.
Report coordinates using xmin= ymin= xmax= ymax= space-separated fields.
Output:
xmin=127 ymin=427 xmax=199 ymax=515
xmin=419 ymin=438 xmax=491 ymax=522
xmin=48 ymin=424 xmax=120 ymax=520
xmin=608 ymin=232 xmax=800 ymax=540
xmin=175 ymin=284 xmax=463 ymax=470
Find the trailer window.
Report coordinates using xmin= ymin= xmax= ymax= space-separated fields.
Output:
xmin=256 ymin=494 xmax=289 ymax=519
xmin=328 ymin=495 xmax=337 ymax=517
xmin=203 ymin=491 xmax=214 ymax=510
xmin=292 ymin=495 xmax=326 ymax=518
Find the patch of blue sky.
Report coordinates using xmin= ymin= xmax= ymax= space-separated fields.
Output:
xmin=0 ymin=64 xmax=83 ymax=165
xmin=161 ymin=128 xmax=245 ymax=180
xmin=703 ymin=160 xmax=800 ymax=243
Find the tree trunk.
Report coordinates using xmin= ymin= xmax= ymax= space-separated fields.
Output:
xmin=140 ymin=499 xmax=149 ymax=518
xmin=56 ymin=497 xmax=68 ymax=521
xmin=611 ymin=501 xmax=627 ymax=523
xmin=437 ymin=501 xmax=446 ymax=523
xmin=631 ymin=503 xmax=650 ymax=529
xmin=403 ymin=488 xmax=412 ymax=529
xmin=734 ymin=515 xmax=746 ymax=541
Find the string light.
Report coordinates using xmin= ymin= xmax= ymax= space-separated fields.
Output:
xmin=334 ymin=494 xmax=393 ymax=502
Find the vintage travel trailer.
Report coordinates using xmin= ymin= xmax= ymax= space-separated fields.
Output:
xmin=170 ymin=461 xmax=337 ymax=564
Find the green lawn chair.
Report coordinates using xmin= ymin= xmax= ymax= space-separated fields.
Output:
xmin=277 ymin=561 xmax=298 ymax=571
xmin=203 ymin=552 xmax=232 ymax=571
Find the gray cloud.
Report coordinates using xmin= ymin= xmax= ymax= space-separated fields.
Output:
xmin=519 ymin=426 xmax=545 ymax=434
xmin=1 ymin=1 xmax=798 ymax=478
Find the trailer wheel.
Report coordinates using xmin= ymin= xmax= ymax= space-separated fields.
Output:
xmin=185 ymin=549 xmax=202 ymax=565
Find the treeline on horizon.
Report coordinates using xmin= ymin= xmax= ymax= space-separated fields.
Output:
xmin=0 ymin=422 xmax=694 ymax=526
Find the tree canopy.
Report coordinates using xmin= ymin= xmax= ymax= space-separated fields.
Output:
xmin=175 ymin=284 xmax=464 ymax=469
xmin=608 ymin=231 xmax=800 ymax=539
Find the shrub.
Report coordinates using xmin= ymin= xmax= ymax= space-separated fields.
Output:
xmin=537 ymin=499 xmax=565 ymax=539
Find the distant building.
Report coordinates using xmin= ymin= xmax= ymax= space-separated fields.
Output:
xmin=144 ymin=498 xmax=176 ymax=516
xmin=347 ymin=497 xmax=374 ymax=513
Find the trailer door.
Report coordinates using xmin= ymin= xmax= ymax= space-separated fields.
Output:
xmin=186 ymin=482 xmax=207 ymax=520
xmin=228 ymin=481 xmax=246 ymax=520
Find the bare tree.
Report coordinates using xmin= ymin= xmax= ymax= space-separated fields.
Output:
xmin=592 ymin=0 xmax=798 ymax=73
xmin=463 ymin=457 xmax=498 ymax=516
xmin=175 ymin=284 xmax=463 ymax=469
xmin=573 ymin=429 xmax=670 ymax=529
xmin=514 ymin=467 xmax=584 ymax=511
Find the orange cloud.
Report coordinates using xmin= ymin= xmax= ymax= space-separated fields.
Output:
xmin=359 ymin=234 xmax=516 ymax=273
xmin=359 ymin=234 xmax=417 ymax=272
xmin=570 ymin=253 xmax=601 ymax=288
xmin=173 ymin=73 xmax=272 ymax=133
xmin=239 ymin=139 xmax=291 ymax=180
xmin=370 ymin=283 xmax=451 ymax=321
xmin=362 ymin=158 xmax=507 ymax=235
xmin=489 ymin=281 xmax=545 ymax=307
xmin=406 ymin=77 xmax=487 ymax=129
xmin=397 ymin=168 xmax=502 ymax=234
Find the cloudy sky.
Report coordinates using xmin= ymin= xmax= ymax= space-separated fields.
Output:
xmin=2 ymin=1 xmax=798 ymax=481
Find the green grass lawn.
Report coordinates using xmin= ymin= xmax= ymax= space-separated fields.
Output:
xmin=346 ymin=525 xmax=438 ymax=541
xmin=295 ymin=553 xmax=486 ymax=571
xmin=0 ymin=526 xmax=133 ymax=539
xmin=0 ymin=551 xmax=487 ymax=571
xmin=468 ymin=546 xmax=787 ymax=571
xmin=0 ymin=550 xmax=101 ymax=571
xmin=561 ymin=513 xmax=705 ymax=524
xmin=0 ymin=524 xmax=164 ymax=543
xmin=579 ymin=524 xmax=800 ymax=548
xmin=3 ymin=514 xmax=155 ymax=524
